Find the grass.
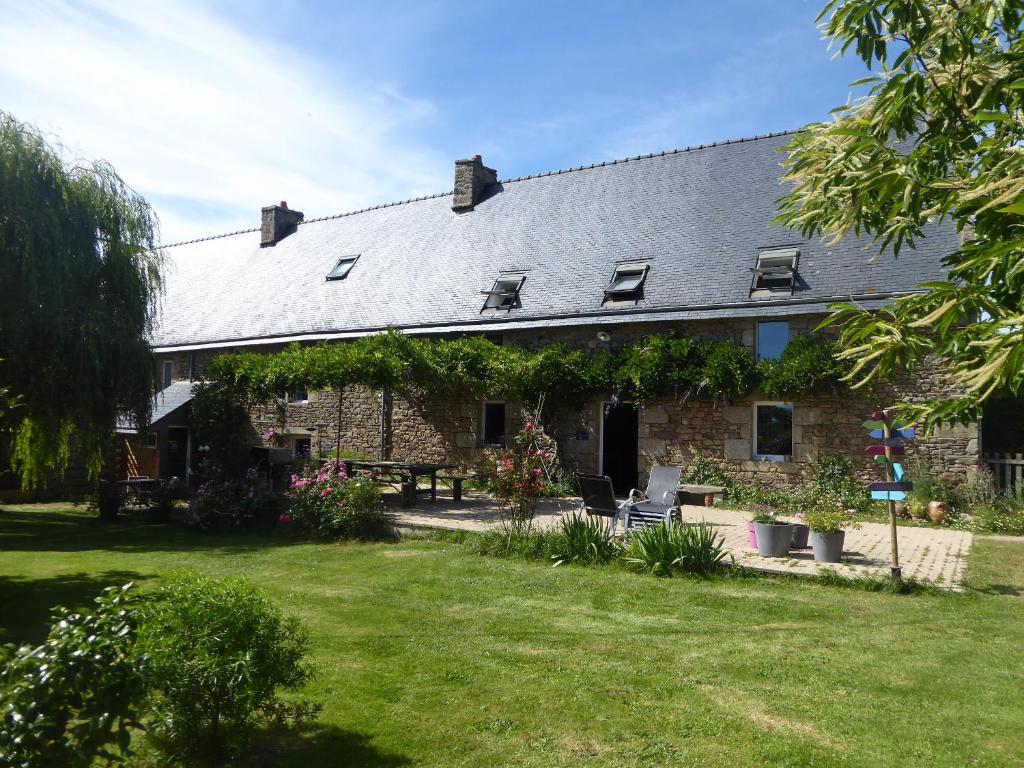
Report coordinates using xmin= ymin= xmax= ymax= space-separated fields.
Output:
xmin=1 ymin=504 xmax=1023 ymax=767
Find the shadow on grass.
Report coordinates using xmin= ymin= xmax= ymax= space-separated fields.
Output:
xmin=0 ymin=506 xmax=301 ymax=555
xmin=0 ymin=570 xmax=150 ymax=646
xmin=246 ymin=724 xmax=412 ymax=768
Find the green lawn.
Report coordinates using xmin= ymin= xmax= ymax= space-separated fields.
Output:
xmin=2 ymin=505 xmax=1023 ymax=767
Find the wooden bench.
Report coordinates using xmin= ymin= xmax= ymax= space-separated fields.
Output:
xmin=677 ymin=484 xmax=726 ymax=508
xmin=437 ymin=475 xmax=470 ymax=502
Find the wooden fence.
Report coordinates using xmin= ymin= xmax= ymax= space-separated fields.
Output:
xmin=983 ymin=453 xmax=1024 ymax=494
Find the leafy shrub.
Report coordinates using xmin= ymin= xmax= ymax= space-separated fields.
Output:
xmin=625 ymin=521 xmax=727 ymax=576
xmin=0 ymin=584 xmax=148 ymax=767
xmin=967 ymin=488 xmax=1024 ymax=535
xmin=624 ymin=523 xmax=679 ymax=575
xmin=550 ymin=513 xmax=619 ymax=566
xmin=470 ymin=527 xmax=563 ymax=560
xmin=137 ymin=573 xmax=319 ymax=760
xmin=287 ymin=461 xmax=386 ymax=539
xmin=805 ymin=453 xmax=872 ymax=515
xmin=685 ymin=449 xmax=730 ymax=487
xmin=676 ymin=522 xmax=729 ymax=575
xmin=187 ymin=465 xmax=283 ymax=531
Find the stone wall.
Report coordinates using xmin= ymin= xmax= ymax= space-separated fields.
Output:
xmin=155 ymin=314 xmax=980 ymax=487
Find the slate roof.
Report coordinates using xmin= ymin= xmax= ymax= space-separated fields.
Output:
xmin=116 ymin=381 xmax=197 ymax=433
xmin=153 ymin=132 xmax=957 ymax=352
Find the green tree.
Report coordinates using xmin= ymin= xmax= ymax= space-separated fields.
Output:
xmin=777 ymin=0 xmax=1024 ymax=429
xmin=0 ymin=112 xmax=162 ymax=488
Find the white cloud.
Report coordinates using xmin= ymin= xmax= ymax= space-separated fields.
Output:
xmin=0 ymin=0 xmax=450 ymax=243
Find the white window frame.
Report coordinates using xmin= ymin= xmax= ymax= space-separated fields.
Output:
xmin=750 ymin=247 xmax=799 ymax=298
xmin=481 ymin=401 xmax=507 ymax=448
xmin=287 ymin=385 xmax=309 ymax=404
xmin=756 ymin=320 xmax=790 ymax=361
xmin=752 ymin=401 xmax=793 ymax=462
xmin=141 ymin=431 xmax=158 ymax=450
xmin=603 ymin=262 xmax=649 ymax=304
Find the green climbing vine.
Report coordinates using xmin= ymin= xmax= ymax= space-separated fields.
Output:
xmin=200 ymin=328 xmax=848 ymax=410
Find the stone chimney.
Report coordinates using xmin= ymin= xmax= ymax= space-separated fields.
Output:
xmin=260 ymin=201 xmax=304 ymax=247
xmin=452 ymin=155 xmax=497 ymax=212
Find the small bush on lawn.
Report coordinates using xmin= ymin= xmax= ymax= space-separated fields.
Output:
xmin=471 ymin=528 xmax=563 ymax=560
xmin=187 ymin=465 xmax=282 ymax=531
xmin=136 ymin=573 xmax=319 ymax=761
xmin=625 ymin=521 xmax=727 ymax=576
xmin=551 ymin=513 xmax=619 ymax=566
xmin=287 ymin=461 xmax=387 ymax=539
xmin=0 ymin=584 xmax=148 ymax=768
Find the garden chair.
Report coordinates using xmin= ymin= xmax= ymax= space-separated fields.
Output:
xmin=576 ymin=474 xmax=630 ymax=535
xmin=624 ymin=465 xmax=682 ymax=530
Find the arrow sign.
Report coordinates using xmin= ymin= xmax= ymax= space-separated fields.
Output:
xmin=893 ymin=463 xmax=905 ymax=481
xmin=866 ymin=445 xmax=905 ymax=456
xmin=871 ymin=490 xmax=908 ymax=501
xmin=868 ymin=481 xmax=914 ymax=493
xmin=867 ymin=427 xmax=915 ymax=440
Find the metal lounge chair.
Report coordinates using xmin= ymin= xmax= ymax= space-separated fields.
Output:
xmin=576 ymin=474 xmax=630 ymax=535
xmin=624 ymin=465 xmax=683 ymax=530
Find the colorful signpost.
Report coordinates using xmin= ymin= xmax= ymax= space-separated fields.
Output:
xmin=864 ymin=410 xmax=914 ymax=579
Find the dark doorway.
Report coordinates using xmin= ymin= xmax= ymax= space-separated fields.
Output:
xmin=166 ymin=427 xmax=189 ymax=480
xmin=602 ymin=403 xmax=639 ymax=497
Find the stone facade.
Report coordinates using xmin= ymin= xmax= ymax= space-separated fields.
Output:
xmin=157 ymin=315 xmax=981 ymax=487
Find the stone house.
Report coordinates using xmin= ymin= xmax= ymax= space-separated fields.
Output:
xmin=141 ymin=131 xmax=984 ymax=493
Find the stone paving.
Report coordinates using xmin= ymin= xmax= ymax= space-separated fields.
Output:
xmin=387 ymin=491 xmax=974 ymax=589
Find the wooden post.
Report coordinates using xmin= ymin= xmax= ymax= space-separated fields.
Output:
xmin=882 ymin=420 xmax=902 ymax=580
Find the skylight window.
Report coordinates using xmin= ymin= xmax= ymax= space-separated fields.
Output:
xmin=604 ymin=263 xmax=649 ymax=303
xmin=326 ymin=255 xmax=359 ymax=281
xmin=750 ymin=248 xmax=798 ymax=299
xmin=481 ymin=273 xmax=525 ymax=312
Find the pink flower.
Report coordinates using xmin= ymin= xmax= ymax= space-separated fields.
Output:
xmin=321 ymin=488 xmax=331 ymax=498
xmin=533 ymin=468 xmax=542 ymax=476
xmin=524 ymin=422 xmax=535 ymax=432
xmin=278 ymin=513 xmax=291 ymax=523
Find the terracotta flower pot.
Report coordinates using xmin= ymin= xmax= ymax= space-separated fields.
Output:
xmin=928 ymin=500 xmax=951 ymax=525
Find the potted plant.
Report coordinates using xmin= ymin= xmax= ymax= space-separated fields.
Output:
xmin=790 ymin=511 xmax=810 ymax=549
xmin=804 ymin=499 xmax=859 ymax=563
xmin=745 ymin=503 xmax=774 ymax=549
xmin=752 ymin=509 xmax=793 ymax=558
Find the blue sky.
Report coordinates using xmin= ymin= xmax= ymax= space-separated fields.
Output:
xmin=0 ymin=1 xmax=869 ymax=243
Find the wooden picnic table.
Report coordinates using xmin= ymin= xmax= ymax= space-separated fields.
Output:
xmin=342 ymin=461 xmax=455 ymax=507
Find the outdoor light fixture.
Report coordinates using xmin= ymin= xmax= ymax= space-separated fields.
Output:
xmin=596 ymin=331 xmax=611 ymax=342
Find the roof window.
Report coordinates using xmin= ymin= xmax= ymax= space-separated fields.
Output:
xmin=481 ymin=273 xmax=525 ymax=312
xmin=326 ymin=255 xmax=359 ymax=281
xmin=750 ymin=248 xmax=798 ymax=299
xmin=603 ymin=263 xmax=649 ymax=303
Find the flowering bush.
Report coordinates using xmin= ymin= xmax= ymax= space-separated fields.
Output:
xmin=479 ymin=422 xmax=551 ymax=535
xmin=803 ymin=491 xmax=862 ymax=535
xmin=186 ymin=465 xmax=281 ymax=531
xmin=287 ymin=461 xmax=386 ymax=539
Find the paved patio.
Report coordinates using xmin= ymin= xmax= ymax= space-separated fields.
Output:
xmin=386 ymin=491 xmax=973 ymax=589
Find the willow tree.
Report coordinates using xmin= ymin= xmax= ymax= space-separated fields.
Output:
xmin=0 ymin=113 xmax=162 ymax=488
xmin=777 ymin=0 xmax=1024 ymax=429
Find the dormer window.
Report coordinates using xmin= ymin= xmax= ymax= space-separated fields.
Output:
xmin=481 ymin=273 xmax=525 ymax=312
xmin=326 ymin=255 xmax=359 ymax=281
xmin=750 ymin=247 xmax=798 ymax=299
xmin=603 ymin=263 xmax=649 ymax=304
